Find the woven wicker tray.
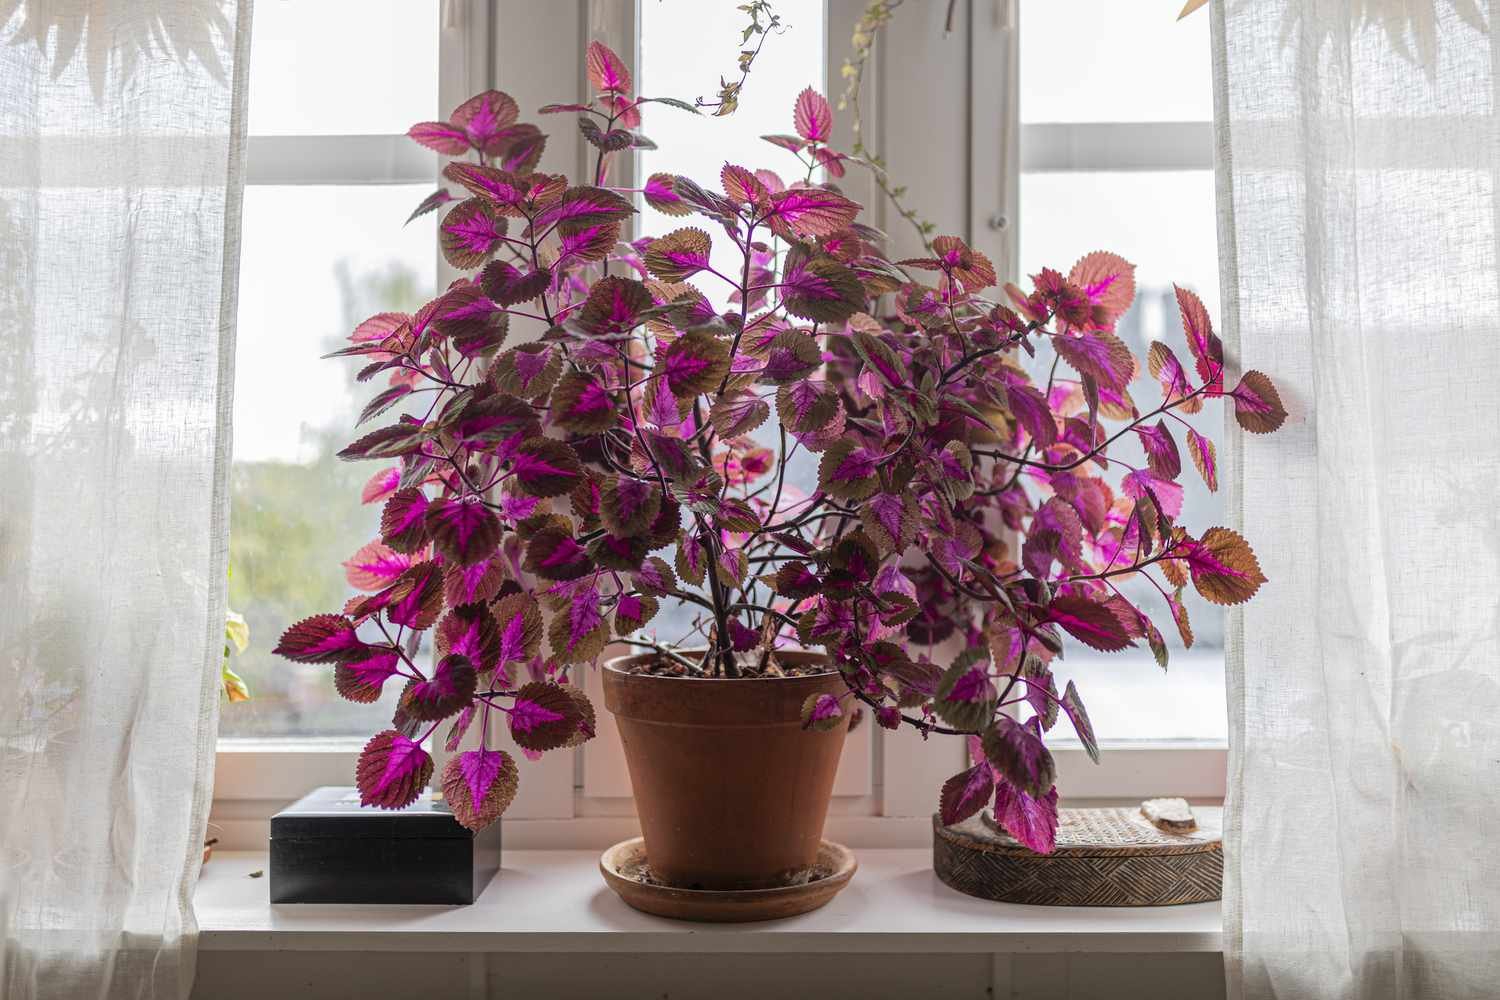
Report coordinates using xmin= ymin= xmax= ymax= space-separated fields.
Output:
xmin=932 ymin=806 xmax=1223 ymax=907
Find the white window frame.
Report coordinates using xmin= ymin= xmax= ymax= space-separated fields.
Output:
xmin=213 ymin=0 xmax=1224 ymax=850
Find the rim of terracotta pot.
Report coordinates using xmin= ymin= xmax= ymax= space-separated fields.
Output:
xmin=602 ymin=649 xmax=843 ymax=726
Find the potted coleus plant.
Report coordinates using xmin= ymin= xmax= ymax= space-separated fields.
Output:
xmin=275 ymin=40 xmax=1284 ymax=893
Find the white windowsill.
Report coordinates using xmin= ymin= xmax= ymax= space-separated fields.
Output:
xmin=196 ymin=851 xmax=1222 ymax=955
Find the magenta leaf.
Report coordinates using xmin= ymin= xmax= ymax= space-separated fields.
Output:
xmin=530 ymin=185 xmax=634 ymax=234
xmin=493 ymin=593 xmax=544 ymax=666
xmin=760 ymin=331 xmax=822 ymax=383
xmin=793 ymin=86 xmax=832 ymax=142
xmin=981 ymin=716 xmax=1055 ymax=798
xmin=1230 ymin=370 xmax=1287 ymax=434
xmin=1175 ymin=284 xmax=1223 ymax=392
xmin=1134 ymin=419 xmax=1182 ymax=481
xmin=406 ymin=188 xmax=454 ymax=225
xmin=509 ymin=438 xmax=583 ymax=497
xmin=800 ymin=692 xmax=844 ymax=732
xmin=444 ymin=556 xmax=505 ymax=608
xmin=450 ymin=89 xmax=521 ymax=154
xmin=440 ymin=198 xmax=508 ymax=269
xmin=385 ymin=562 xmax=444 ymax=630
xmin=765 ymin=186 xmax=860 ymax=240
xmin=780 ymin=245 xmax=863 ymax=323
xmin=1060 ymin=679 xmax=1099 ymax=764
xmin=402 ymin=652 xmax=478 ymax=722
xmin=1186 ymin=427 xmax=1218 ymax=491
xmin=613 ymin=592 xmax=660 ymax=634
xmin=644 ymin=227 xmax=711 ymax=281
xmin=600 ymin=477 xmax=662 ymax=537
xmin=356 ymin=730 xmax=433 ymax=810
xmin=436 ymin=603 xmax=501 ymax=675
xmin=643 ymin=172 xmax=690 ymax=216
xmin=1046 ymin=595 xmax=1133 ymax=652
xmin=425 ymin=499 xmax=502 ymax=566
xmin=407 ymin=121 xmax=470 ymax=155
xmin=776 ymin=379 xmax=840 ymax=434
xmin=992 ymin=779 xmax=1060 ymax=854
xmin=546 ymin=584 xmax=608 ymax=664
xmin=334 ymin=646 xmax=402 ymax=704
xmin=343 ymin=540 xmax=417 ymax=592
xmin=934 ymin=652 xmax=996 ymax=730
xmin=1052 ymin=329 xmax=1135 ymax=392
xmin=939 ymin=762 xmax=994 ymax=826
xmin=550 ymin=372 xmax=617 ymax=434
xmin=1068 ymin=250 xmax=1136 ymax=326
xmin=661 ymin=330 xmax=730 ymax=397
xmin=274 ymin=614 xmax=365 ymax=664
xmin=338 ymin=422 xmax=428 ymax=462
xmin=379 ymin=488 xmax=430 ymax=553
xmin=509 ymin=680 xmax=584 ymax=751
xmin=1182 ymin=526 xmax=1267 ymax=605
xmin=441 ymin=748 xmax=519 ymax=831
xmin=585 ymin=40 xmax=632 ymax=94
xmin=1022 ymin=497 xmax=1084 ymax=579
xmin=522 ymin=526 xmax=594 ymax=581
xmin=572 ymin=275 xmax=654 ymax=337
xmin=817 ymin=438 xmax=881 ymax=502
xmin=1007 ymin=383 xmax=1057 ymax=448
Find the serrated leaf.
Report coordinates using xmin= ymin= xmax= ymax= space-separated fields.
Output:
xmin=793 ymin=86 xmax=832 ymax=142
xmin=441 ymin=198 xmax=508 ymax=269
xmin=1186 ymin=427 xmax=1218 ymax=491
xmin=510 ymin=680 xmax=587 ymax=749
xmin=800 ymin=692 xmax=844 ymax=732
xmin=1184 ymin=526 xmax=1267 ymax=605
xmin=510 ymin=437 xmax=583 ymax=497
xmin=981 ymin=716 xmax=1055 ymax=799
xmin=1046 ymin=595 xmax=1133 ymax=652
xmin=817 ymin=438 xmax=881 ymax=502
xmin=425 ymin=499 xmax=501 ymax=566
xmin=441 ymin=748 xmax=518 ymax=831
xmin=780 ymin=244 xmax=863 ymax=323
xmin=644 ymin=227 xmax=711 ymax=281
xmin=939 ymin=763 xmax=994 ymax=826
xmin=1230 ymin=370 xmax=1286 ymax=434
xmin=661 ymin=329 xmax=730 ymax=396
xmin=992 ymin=779 xmax=1059 ymax=854
xmin=400 ymin=652 xmax=477 ymax=722
xmin=613 ymin=592 xmax=660 ymax=634
xmin=522 ymin=526 xmax=594 ymax=581
xmin=775 ymin=379 xmax=840 ymax=434
xmin=356 ymin=730 xmax=432 ymax=810
xmin=274 ymin=614 xmax=365 ymax=664
xmin=709 ymin=392 xmax=770 ymax=437
xmin=600 ymin=477 xmax=662 ymax=537
xmin=935 ymin=657 xmax=997 ymax=732
xmin=550 ymin=372 xmax=618 ymax=434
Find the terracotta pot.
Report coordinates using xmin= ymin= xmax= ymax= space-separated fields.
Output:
xmin=601 ymin=650 xmax=852 ymax=890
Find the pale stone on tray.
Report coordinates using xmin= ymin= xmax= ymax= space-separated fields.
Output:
xmin=1140 ymin=797 xmax=1197 ymax=833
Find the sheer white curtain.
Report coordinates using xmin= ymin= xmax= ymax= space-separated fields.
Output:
xmin=1214 ymin=1 xmax=1499 ymax=997
xmin=0 ymin=2 xmax=251 ymax=997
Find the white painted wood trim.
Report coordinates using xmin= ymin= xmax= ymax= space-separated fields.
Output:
xmin=197 ymin=849 xmax=1224 ymax=954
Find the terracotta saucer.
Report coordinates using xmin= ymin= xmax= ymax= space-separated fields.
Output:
xmin=599 ymin=838 xmax=857 ymax=922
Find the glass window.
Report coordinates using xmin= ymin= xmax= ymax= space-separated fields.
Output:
xmin=1019 ymin=3 xmax=1212 ymax=123
xmin=638 ymin=0 xmax=827 ymax=305
xmin=635 ymin=0 xmax=827 ymax=649
xmin=247 ymin=0 xmax=438 ymax=136
xmin=223 ymin=185 xmax=436 ymax=738
xmin=1020 ymin=9 xmax=1223 ymax=742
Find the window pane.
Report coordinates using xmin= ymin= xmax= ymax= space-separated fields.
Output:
xmin=248 ymin=0 xmax=437 ymax=135
xmin=638 ymin=0 xmax=826 ymax=304
xmin=1020 ymin=170 xmax=1226 ymax=742
xmin=222 ymin=185 xmax=435 ymax=738
xmin=636 ymin=1 xmax=826 ymax=648
xmin=1021 ymin=4 xmax=1211 ymax=123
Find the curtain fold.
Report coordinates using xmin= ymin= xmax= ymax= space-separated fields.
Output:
xmin=0 ymin=2 xmax=251 ymax=997
xmin=1215 ymin=1 xmax=1500 ymax=997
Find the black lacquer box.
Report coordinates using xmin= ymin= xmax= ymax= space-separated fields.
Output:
xmin=269 ymin=786 xmax=501 ymax=904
